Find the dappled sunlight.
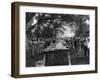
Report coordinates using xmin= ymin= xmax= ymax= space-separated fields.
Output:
xmin=57 ymin=23 xmax=78 ymax=38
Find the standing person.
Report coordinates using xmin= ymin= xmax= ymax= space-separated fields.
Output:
xmin=71 ymin=39 xmax=74 ymax=50
xmin=81 ymin=40 xmax=85 ymax=56
xmin=83 ymin=38 xmax=89 ymax=56
xmin=74 ymin=39 xmax=77 ymax=50
xmin=87 ymin=38 xmax=90 ymax=56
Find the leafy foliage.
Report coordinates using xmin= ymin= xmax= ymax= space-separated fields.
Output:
xmin=26 ymin=13 xmax=89 ymax=41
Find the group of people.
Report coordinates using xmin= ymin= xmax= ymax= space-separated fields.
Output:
xmin=65 ymin=37 xmax=90 ymax=56
xmin=29 ymin=37 xmax=89 ymax=57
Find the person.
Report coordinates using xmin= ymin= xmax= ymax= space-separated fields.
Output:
xmin=83 ymin=38 xmax=89 ymax=56
xmin=74 ymin=39 xmax=77 ymax=50
xmin=87 ymin=38 xmax=90 ymax=56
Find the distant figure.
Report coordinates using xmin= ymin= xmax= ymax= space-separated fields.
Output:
xmin=87 ymin=38 xmax=90 ymax=56
xmin=74 ymin=39 xmax=77 ymax=50
xmin=83 ymin=38 xmax=89 ymax=56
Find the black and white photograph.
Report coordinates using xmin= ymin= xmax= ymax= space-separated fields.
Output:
xmin=26 ymin=13 xmax=90 ymax=67
xmin=11 ymin=2 xmax=97 ymax=77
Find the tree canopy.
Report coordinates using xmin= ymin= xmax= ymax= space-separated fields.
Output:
xmin=26 ymin=13 xmax=89 ymax=41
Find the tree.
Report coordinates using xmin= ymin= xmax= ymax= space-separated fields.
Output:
xmin=26 ymin=13 xmax=89 ymax=41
